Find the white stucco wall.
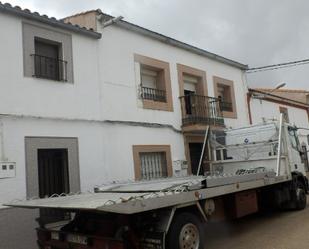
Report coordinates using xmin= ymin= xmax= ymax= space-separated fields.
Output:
xmin=98 ymin=25 xmax=250 ymax=129
xmin=0 ymin=116 xmax=185 ymax=205
xmin=0 ymin=13 xmax=101 ymax=120
xmin=250 ymin=98 xmax=309 ymax=148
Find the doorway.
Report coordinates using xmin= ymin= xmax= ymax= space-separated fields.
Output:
xmin=188 ymin=143 xmax=209 ymax=175
xmin=38 ymin=149 xmax=69 ymax=198
xmin=25 ymin=137 xmax=80 ymax=225
xmin=37 ymin=149 xmax=70 ymax=224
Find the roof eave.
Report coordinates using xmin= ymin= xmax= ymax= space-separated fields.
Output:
xmin=113 ymin=20 xmax=248 ymax=70
xmin=249 ymin=88 xmax=309 ymax=107
xmin=0 ymin=3 xmax=101 ymax=39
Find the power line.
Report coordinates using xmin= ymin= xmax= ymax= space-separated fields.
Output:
xmin=246 ymin=58 xmax=309 ymax=73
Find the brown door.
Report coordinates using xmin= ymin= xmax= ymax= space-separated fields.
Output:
xmin=37 ymin=149 xmax=70 ymax=224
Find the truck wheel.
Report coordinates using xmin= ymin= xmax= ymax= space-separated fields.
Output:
xmin=166 ymin=212 xmax=205 ymax=249
xmin=294 ymin=183 xmax=307 ymax=210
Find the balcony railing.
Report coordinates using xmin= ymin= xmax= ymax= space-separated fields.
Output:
xmin=31 ymin=54 xmax=67 ymax=81
xmin=219 ymin=101 xmax=233 ymax=112
xmin=141 ymin=86 xmax=166 ymax=102
xmin=180 ymin=94 xmax=224 ymax=126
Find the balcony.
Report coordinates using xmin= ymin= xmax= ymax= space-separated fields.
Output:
xmin=31 ymin=54 xmax=67 ymax=81
xmin=180 ymin=94 xmax=224 ymax=127
xmin=141 ymin=86 xmax=166 ymax=102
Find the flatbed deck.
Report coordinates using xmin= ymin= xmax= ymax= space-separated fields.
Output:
xmin=5 ymin=171 xmax=290 ymax=214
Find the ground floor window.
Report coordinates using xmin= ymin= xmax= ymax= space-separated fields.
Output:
xmin=132 ymin=145 xmax=173 ymax=180
xmin=140 ymin=151 xmax=167 ymax=180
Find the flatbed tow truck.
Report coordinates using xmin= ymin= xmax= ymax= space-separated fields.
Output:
xmin=5 ymin=115 xmax=309 ymax=249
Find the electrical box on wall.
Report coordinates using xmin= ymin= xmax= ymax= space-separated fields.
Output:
xmin=173 ymin=160 xmax=188 ymax=171
xmin=0 ymin=162 xmax=16 ymax=179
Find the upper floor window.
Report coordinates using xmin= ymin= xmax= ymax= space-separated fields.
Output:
xmin=140 ymin=66 xmax=166 ymax=102
xmin=33 ymin=38 xmax=67 ymax=81
xmin=134 ymin=54 xmax=173 ymax=112
xmin=217 ymin=84 xmax=233 ymax=112
xmin=22 ymin=22 xmax=73 ymax=83
xmin=213 ymin=76 xmax=237 ymax=119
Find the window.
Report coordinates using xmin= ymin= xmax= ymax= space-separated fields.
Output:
xmin=213 ymin=76 xmax=237 ymax=118
xmin=22 ymin=22 xmax=73 ymax=83
xmin=140 ymin=152 xmax=168 ymax=180
xmin=33 ymin=38 xmax=67 ymax=81
xmin=140 ymin=66 xmax=166 ymax=102
xmin=217 ymin=84 xmax=233 ymax=112
xmin=279 ymin=106 xmax=289 ymax=123
xmin=135 ymin=54 xmax=173 ymax=111
xmin=132 ymin=145 xmax=173 ymax=180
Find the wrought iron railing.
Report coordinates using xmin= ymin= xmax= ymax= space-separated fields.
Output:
xmin=219 ymin=101 xmax=233 ymax=112
xmin=31 ymin=54 xmax=67 ymax=81
xmin=180 ymin=94 xmax=224 ymax=126
xmin=141 ymin=86 xmax=166 ymax=102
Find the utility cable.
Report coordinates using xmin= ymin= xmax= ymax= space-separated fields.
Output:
xmin=246 ymin=58 xmax=309 ymax=73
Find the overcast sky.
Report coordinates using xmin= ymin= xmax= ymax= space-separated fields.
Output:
xmin=7 ymin=0 xmax=309 ymax=89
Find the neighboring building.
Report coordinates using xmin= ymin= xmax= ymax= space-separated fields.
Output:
xmin=0 ymin=3 xmax=102 ymax=249
xmin=0 ymin=3 xmax=250 ymax=249
xmin=254 ymin=88 xmax=309 ymax=105
xmin=248 ymin=88 xmax=309 ymax=171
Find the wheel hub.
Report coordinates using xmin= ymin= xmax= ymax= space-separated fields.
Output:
xmin=179 ymin=223 xmax=200 ymax=249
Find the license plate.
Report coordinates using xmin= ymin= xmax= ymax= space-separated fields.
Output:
xmin=66 ymin=234 xmax=88 ymax=245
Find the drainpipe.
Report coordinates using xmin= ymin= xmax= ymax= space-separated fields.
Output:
xmin=247 ymin=92 xmax=253 ymax=125
xmin=0 ymin=119 xmax=5 ymax=161
xmin=276 ymin=113 xmax=284 ymax=176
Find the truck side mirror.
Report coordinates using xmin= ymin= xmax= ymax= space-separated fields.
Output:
xmin=307 ymin=134 xmax=309 ymax=145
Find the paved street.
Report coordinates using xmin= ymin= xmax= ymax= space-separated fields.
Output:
xmin=204 ymin=198 xmax=309 ymax=249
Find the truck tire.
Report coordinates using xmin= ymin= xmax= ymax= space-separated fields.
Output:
xmin=166 ymin=212 xmax=205 ymax=249
xmin=294 ymin=182 xmax=307 ymax=210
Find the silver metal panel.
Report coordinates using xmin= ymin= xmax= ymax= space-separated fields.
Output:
xmin=96 ymin=176 xmax=205 ymax=192
xmin=6 ymin=192 xmax=147 ymax=211
xmin=205 ymin=171 xmax=276 ymax=188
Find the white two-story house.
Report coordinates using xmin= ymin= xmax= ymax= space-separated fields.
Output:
xmin=65 ymin=9 xmax=250 ymax=179
xmin=0 ymin=4 xmax=250 ymax=249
